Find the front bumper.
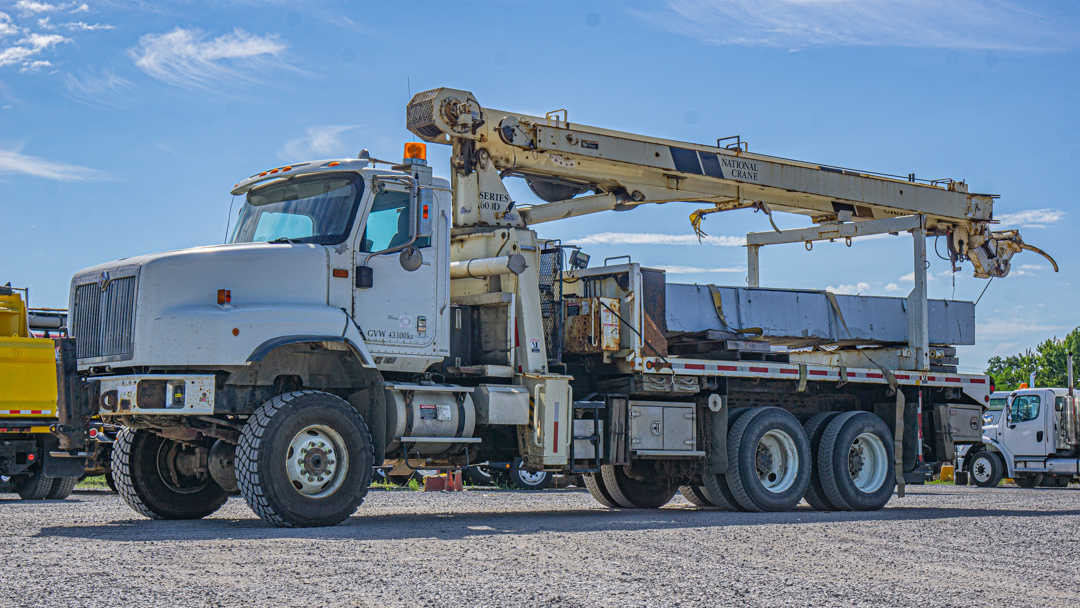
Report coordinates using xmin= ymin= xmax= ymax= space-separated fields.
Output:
xmin=97 ymin=374 xmax=216 ymax=416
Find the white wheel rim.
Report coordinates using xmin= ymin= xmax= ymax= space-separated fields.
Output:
xmin=286 ymin=425 xmax=349 ymax=499
xmin=848 ymin=432 xmax=888 ymax=492
xmin=517 ymin=469 xmax=547 ymax=485
xmin=972 ymin=456 xmax=993 ymax=483
xmin=756 ymin=430 xmax=799 ymax=493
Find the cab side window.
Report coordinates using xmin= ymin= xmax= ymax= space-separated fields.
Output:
xmin=1010 ymin=395 xmax=1040 ymax=423
xmin=359 ymin=190 xmax=431 ymax=253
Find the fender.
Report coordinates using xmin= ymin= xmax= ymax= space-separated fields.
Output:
xmin=979 ymin=435 xmax=1017 ymax=477
xmin=247 ymin=310 xmax=376 ymax=368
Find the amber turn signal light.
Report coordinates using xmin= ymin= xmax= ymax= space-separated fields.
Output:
xmin=217 ymin=289 xmax=231 ymax=305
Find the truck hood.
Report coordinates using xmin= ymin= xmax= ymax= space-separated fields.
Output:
xmin=70 ymin=243 xmax=332 ymax=367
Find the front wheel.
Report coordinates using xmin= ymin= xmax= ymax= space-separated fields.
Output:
xmin=968 ymin=451 xmax=1003 ymax=488
xmin=509 ymin=458 xmax=552 ymax=490
xmin=236 ymin=391 xmax=374 ymax=528
xmin=112 ymin=428 xmax=229 ymax=519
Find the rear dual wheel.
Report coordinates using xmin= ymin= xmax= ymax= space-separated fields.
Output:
xmin=816 ymin=412 xmax=895 ymax=511
xmin=585 ymin=465 xmax=677 ymax=509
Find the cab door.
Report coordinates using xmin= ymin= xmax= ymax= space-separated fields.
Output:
xmin=352 ymin=180 xmax=442 ymax=357
xmin=1003 ymin=391 xmax=1052 ymax=457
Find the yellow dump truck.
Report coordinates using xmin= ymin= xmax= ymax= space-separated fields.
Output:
xmin=1 ymin=285 xmax=106 ymax=499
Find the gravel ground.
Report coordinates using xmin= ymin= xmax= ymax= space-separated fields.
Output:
xmin=2 ymin=484 xmax=1079 ymax=608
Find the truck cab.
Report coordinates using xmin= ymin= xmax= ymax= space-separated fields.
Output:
xmin=966 ymin=387 xmax=1080 ymax=488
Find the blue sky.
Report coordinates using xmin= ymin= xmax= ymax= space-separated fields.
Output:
xmin=0 ymin=0 xmax=1076 ymax=373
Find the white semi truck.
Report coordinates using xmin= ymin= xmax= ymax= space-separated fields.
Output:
xmin=52 ymin=88 xmax=1053 ymax=527
xmin=964 ymin=354 xmax=1079 ymax=488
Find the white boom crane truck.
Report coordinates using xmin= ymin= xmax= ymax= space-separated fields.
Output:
xmin=51 ymin=87 xmax=1053 ymax=527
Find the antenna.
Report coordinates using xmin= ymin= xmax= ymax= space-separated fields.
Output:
xmin=408 ymin=77 xmax=416 ymax=143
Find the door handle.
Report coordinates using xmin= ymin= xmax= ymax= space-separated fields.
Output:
xmin=1037 ymin=431 xmax=1044 ymax=442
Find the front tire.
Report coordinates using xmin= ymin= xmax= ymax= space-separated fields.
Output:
xmin=969 ymin=451 xmax=1003 ymax=488
xmin=509 ymin=458 xmax=552 ymax=490
xmin=236 ymin=391 xmax=374 ymax=528
xmin=112 ymin=428 xmax=228 ymax=520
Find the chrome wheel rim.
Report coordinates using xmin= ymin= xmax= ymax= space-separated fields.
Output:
xmin=517 ymin=468 xmax=548 ymax=486
xmin=848 ymin=432 xmax=888 ymax=492
xmin=756 ymin=430 xmax=799 ymax=493
xmin=286 ymin=425 xmax=349 ymax=499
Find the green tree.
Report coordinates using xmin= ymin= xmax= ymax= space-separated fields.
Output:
xmin=986 ymin=327 xmax=1080 ymax=390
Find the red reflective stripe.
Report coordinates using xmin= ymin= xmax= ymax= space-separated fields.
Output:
xmin=780 ymin=368 xmax=798 ymax=375
xmin=867 ymin=373 xmax=884 ymax=379
xmin=552 ymin=421 xmax=558 ymax=453
xmin=684 ymin=363 xmax=706 ymax=370
xmin=717 ymin=365 xmax=738 ymax=372
xmin=748 ymin=366 xmax=769 ymax=373
xmin=809 ymin=370 xmax=829 ymax=376
xmin=946 ymin=377 xmax=962 ymax=383
xmin=970 ymin=378 xmax=987 ymax=384
xmin=895 ymin=375 xmax=910 ymax=380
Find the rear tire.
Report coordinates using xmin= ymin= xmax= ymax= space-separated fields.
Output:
xmin=236 ymin=391 xmax=374 ymax=528
xmin=509 ymin=458 xmax=552 ymax=490
xmin=819 ymin=412 xmax=896 ymax=511
xmin=802 ymin=411 xmax=843 ymax=511
xmin=45 ymin=477 xmax=78 ymax=500
xmin=112 ymin=428 xmax=229 ymax=520
xmin=1014 ymin=474 xmax=1042 ymax=488
xmin=678 ymin=485 xmax=713 ymax=507
xmin=969 ymin=451 xmax=1003 ymax=488
xmin=104 ymin=470 xmax=117 ymax=493
xmin=583 ymin=471 xmax=620 ymax=508
xmin=699 ymin=407 xmax=752 ymax=511
xmin=726 ymin=407 xmax=811 ymax=512
xmin=600 ymin=465 xmax=677 ymax=509
xmin=15 ymin=470 xmax=54 ymax=500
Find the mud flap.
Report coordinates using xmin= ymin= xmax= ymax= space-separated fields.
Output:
xmin=41 ymin=435 xmax=86 ymax=478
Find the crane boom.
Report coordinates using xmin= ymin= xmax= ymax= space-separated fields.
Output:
xmin=406 ymin=87 xmax=1054 ymax=279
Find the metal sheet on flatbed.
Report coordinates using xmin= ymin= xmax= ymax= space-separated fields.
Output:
xmin=665 ymin=284 xmax=974 ymax=346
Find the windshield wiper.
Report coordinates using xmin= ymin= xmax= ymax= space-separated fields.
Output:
xmin=269 ymin=237 xmax=302 ymax=244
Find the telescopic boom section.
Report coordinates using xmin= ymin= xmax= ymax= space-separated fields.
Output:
xmin=406 ymin=87 xmax=1054 ymax=279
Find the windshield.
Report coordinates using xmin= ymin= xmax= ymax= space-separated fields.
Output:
xmin=229 ymin=174 xmax=364 ymax=245
xmin=987 ymin=397 xmax=1006 ymax=411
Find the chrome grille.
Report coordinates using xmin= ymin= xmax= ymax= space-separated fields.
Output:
xmin=73 ymin=276 xmax=137 ymax=360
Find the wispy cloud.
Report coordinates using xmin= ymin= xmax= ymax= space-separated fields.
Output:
xmin=884 ymin=283 xmax=903 ymax=293
xmin=652 ymin=265 xmax=745 ymax=274
xmin=0 ymin=147 xmax=104 ymax=180
xmin=279 ymin=125 xmax=359 ymax=161
xmin=128 ymin=27 xmax=289 ymax=91
xmin=570 ymin=232 xmax=745 ymax=246
xmin=647 ymin=0 xmax=1077 ymax=51
xmin=996 ymin=208 xmax=1064 ymax=229
xmin=978 ymin=317 xmax=1070 ymax=338
xmin=826 ymin=282 xmax=870 ymax=295
xmin=1 ymin=5 xmax=110 ymax=72
xmin=63 ymin=68 xmax=133 ymax=107
xmin=0 ymin=14 xmax=19 ymax=38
